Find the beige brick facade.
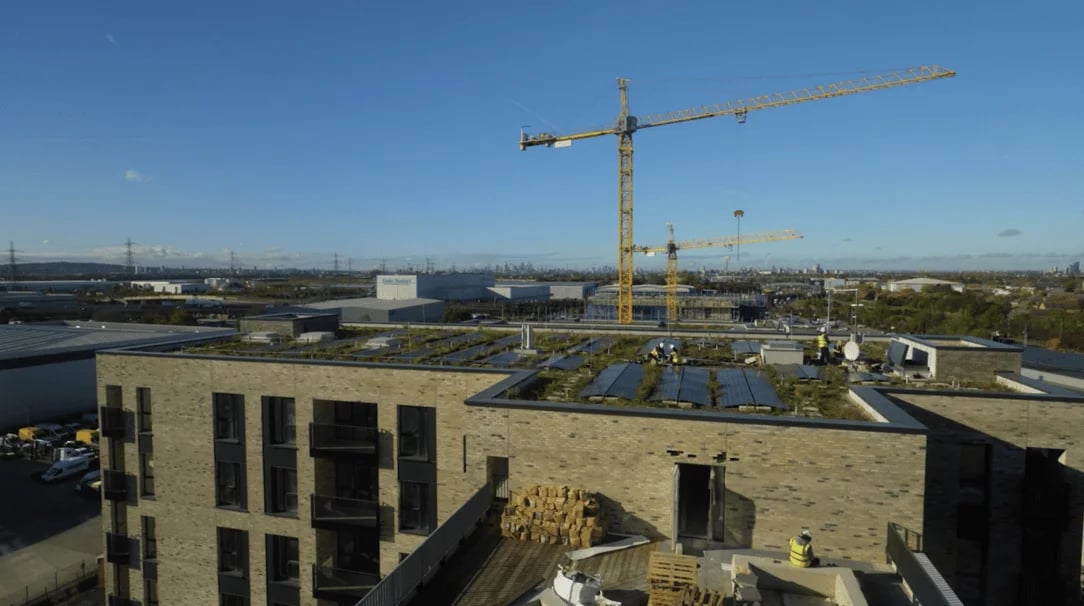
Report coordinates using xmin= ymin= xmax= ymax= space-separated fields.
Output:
xmin=97 ymin=351 xmax=935 ymax=605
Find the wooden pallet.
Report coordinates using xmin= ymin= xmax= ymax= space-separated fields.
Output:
xmin=646 ymin=551 xmax=699 ymax=606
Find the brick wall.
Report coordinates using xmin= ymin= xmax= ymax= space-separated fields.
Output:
xmin=891 ymin=392 xmax=1084 ymax=606
xmin=931 ymin=348 xmax=1021 ymax=383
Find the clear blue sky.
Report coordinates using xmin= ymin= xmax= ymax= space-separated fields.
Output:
xmin=2 ymin=1 xmax=1082 ymax=271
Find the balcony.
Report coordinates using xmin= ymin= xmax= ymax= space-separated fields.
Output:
xmin=103 ymin=470 xmax=128 ymax=501
xmin=106 ymin=532 xmax=130 ymax=564
xmin=100 ymin=406 xmax=126 ymax=439
xmin=309 ymin=423 xmax=377 ymax=457
xmin=311 ymin=493 xmax=379 ymax=528
xmin=312 ymin=565 xmax=379 ymax=600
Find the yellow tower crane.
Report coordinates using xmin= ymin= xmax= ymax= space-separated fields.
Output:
xmin=519 ymin=65 xmax=955 ymax=324
xmin=635 ymin=225 xmax=802 ymax=322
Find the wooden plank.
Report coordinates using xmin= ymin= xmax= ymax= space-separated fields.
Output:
xmin=647 ymin=551 xmax=699 ymax=588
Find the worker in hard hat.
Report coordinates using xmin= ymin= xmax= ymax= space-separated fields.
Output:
xmin=816 ymin=328 xmax=830 ymax=365
xmin=789 ymin=529 xmax=819 ymax=568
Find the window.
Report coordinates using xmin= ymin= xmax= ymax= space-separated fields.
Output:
xmin=105 ymin=384 xmax=123 ymax=407
xmin=214 ymin=393 xmax=244 ymax=442
xmin=399 ymin=481 xmax=431 ymax=533
xmin=137 ymin=387 xmax=152 ymax=433
xmin=268 ymin=535 xmax=300 ymax=584
xmin=140 ymin=454 xmax=155 ymax=497
xmin=269 ymin=467 xmax=297 ymax=514
xmin=144 ymin=578 xmax=159 ymax=606
xmin=142 ymin=516 xmax=157 ymax=560
xmin=216 ymin=461 xmax=244 ymax=508
xmin=217 ymin=528 xmax=247 ymax=577
xmin=398 ymin=406 xmax=431 ymax=460
xmin=220 ymin=594 xmax=248 ymax=606
xmin=264 ymin=397 xmax=296 ymax=445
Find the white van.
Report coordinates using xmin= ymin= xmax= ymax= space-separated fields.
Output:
xmin=41 ymin=456 xmax=91 ymax=483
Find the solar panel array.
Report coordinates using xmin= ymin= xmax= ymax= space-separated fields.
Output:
xmin=494 ymin=334 xmax=522 ymax=347
xmin=572 ymin=337 xmax=612 ymax=354
xmin=437 ymin=343 xmax=491 ymax=364
xmin=649 ymin=367 xmax=712 ymax=407
xmin=717 ymin=368 xmax=786 ymax=409
xmin=579 ymin=363 xmax=643 ymax=400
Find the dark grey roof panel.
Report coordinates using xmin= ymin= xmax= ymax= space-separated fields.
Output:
xmin=494 ymin=334 xmax=522 ymax=347
xmin=484 ymin=351 xmax=524 ymax=367
xmin=717 ymin=369 xmax=754 ymax=407
xmin=538 ymin=354 xmax=585 ymax=370
xmin=1002 ymin=373 xmax=1084 ymax=396
xmin=1022 ymin=346 xmax=1084 ymax=378
xmin=886 ymin=341 xmax=908 ymax=366
xmin=745 ymin=371 xmax=786 ymax=409
xmin=579 ymin=362 xmax=643 ymax=399
xmin=678 ymin=367 xmax=712 ymax=406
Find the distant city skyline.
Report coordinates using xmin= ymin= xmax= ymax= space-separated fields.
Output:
xmin=3 ymin=2 xmax=1082 ymax=273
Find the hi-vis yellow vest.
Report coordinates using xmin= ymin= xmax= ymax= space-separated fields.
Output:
xmin=789 ymin=537 xmax=813 ymax=567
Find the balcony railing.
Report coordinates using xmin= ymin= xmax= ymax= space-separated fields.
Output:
xmin=100 ymin=407 xmax=126 ymax=439
xmin=309 ymin=423 xmax=377 ymax=456
xmin=106 ymin=532 xmax=130 ymax=564
xmin=312 ymin=565 xmax=380 ymax=598
xmin=311 ymin=494 xmax=379 ymax=528
xmin=103 ymin=470 xmax=128 ymax=501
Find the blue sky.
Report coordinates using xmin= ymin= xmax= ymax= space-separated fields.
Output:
xmin=2 ymin=1 xmax=1082 ymax=271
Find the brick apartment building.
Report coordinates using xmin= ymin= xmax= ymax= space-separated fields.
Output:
xmin=96 ymin=346 xmax=1083 ymax=606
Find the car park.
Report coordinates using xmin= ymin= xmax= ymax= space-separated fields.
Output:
xmin=41 ymin=456 xmax=92 ymax=483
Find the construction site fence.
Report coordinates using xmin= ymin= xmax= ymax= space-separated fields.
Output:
xmin=357 ymin=483 xmax=492 ymax=606
xmin=2 ymin=556 xmax=100 ymax=606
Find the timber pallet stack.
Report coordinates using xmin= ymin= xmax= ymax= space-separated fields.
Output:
xmin=499 ymin=484 xmax=606 ymax=547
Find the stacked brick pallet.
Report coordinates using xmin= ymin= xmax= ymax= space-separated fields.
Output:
xmin=500 ymin=484 xmax=606 ymax=547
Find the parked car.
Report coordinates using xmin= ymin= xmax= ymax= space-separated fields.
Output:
xmin=74 ymin=469 xmax=101 ymax=494
xmin=35 ymin=422 xmax=72 ymax=443
xmin=41 ymin=456 xmax=92 ymax=483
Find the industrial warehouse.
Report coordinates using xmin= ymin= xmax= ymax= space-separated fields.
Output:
xmin=93 ymin=323 xmax=1084 ymax=606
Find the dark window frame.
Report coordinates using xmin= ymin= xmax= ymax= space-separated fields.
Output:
xmin=269 ymin=467 xmax=298 ymax=515
xmin=216 ymin=461 xmax=244 ymax=509
xmin=142 ymin=516 xmax=157 ymax=560
xmin=264 ymin=397 xmax=296 ymax=446
xmin=398 ymin=406 xmax=431 ymax=461
xmin=399 ymin=481 xmax=432 ymax=534
xmin=217 ymin=528 xmax=247 ymax=578
xmin=214 ymin=393 xmax=244 ymax=442
xmin=268 ymin=534 xmax=300 ymax=584
xmin=140 ymin=453 xmax=155 ymax=497
xmin=144 ymin=578 xmax=159 ymax=606
xmin=219 ymin=593 xmax=248 ymax=606
xmin=136 ymin=387 xmax=153 ymax=433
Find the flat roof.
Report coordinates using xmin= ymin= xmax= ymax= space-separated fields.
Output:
xmin=896 ymin=334 xmax=1023 ymax=352
xmin=303 ymin=297 xmax=441 ymax=311
xmin=1022 ymin=345 xmax=1084 ymax=378
xmin=0 ymin=321 xmax=235 ymax=365
xmin=242 ymin=312 xmax=337 ymax=321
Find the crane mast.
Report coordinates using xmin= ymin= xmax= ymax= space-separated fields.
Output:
xmin=519 ymin=65 xmax=955 ymax=324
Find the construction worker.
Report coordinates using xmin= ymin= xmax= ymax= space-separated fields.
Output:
xmin=789 ymin=529 xmax=819 ymax=568
xmin=816 ymin=328 xmax=830 ymax=365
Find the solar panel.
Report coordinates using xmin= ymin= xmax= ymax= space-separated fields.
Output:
xmin=574 ymin=337 xmax=613 ymax=354
xmin=886 ymin=341 xmax=908 ymax=366
xmin=677 ymin=367 xmax=712 ymax=407
xmin=775 ymin=364 xmax=804 ymax=380
xmin=438 ymin=344 xmax=490 ymax=364
xmin=717 ymin=369 xmax=754 ymax=407
xmin=799 ymin=365 xmax=822 ymax=380
xmin=745 ymin=371 xmax=786 ymax=409
xmin=650 ymin=367 xmax=681 ymax=402
xmin=538 ymin=354 xmax=585 ymax=371
xmin=579 ymin=362 xmax=643 ymax=399
xmin=494 ymin=334 xmax=521 ymax=347
xmin=484 ymin=351 xmax=523 ymax=367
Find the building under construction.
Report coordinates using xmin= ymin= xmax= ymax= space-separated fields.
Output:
xmin=586 ymin=284 xmax=766 ymax=322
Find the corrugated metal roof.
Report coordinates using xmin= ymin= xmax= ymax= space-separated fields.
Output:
xmin=0 ymin=322 xmax=234 ymax=360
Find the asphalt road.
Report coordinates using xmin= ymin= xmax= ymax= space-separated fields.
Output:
xmin=0 ymin=458 xmax=101 ymax=556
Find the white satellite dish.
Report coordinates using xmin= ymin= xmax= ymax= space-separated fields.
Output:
xmin=843 ymin=340 xmax=861 ymax=362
